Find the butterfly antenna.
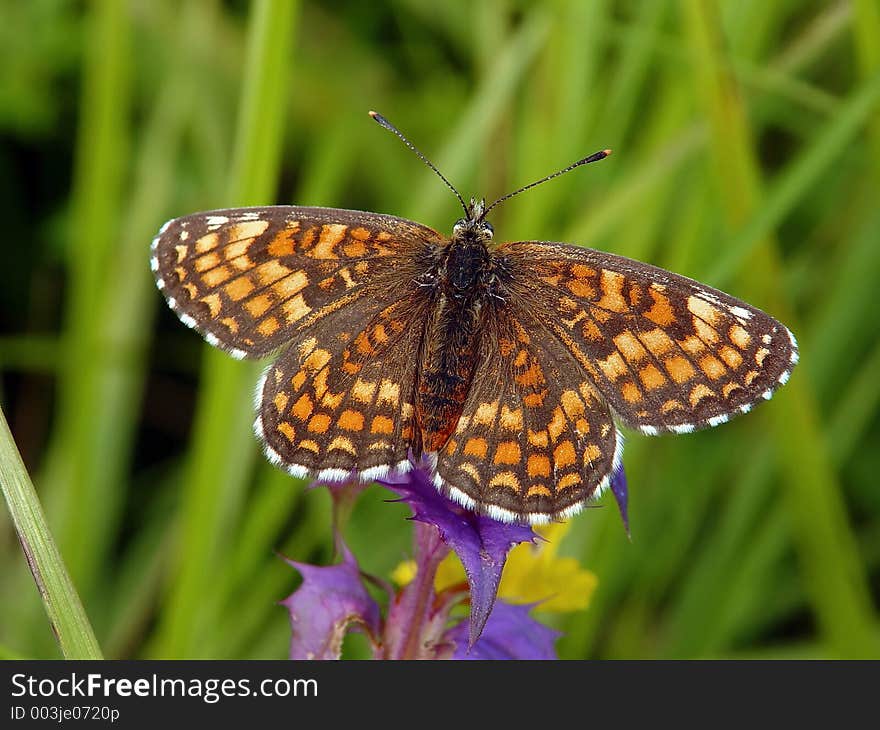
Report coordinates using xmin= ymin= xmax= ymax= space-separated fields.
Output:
xmin=369 ymin=111 xmax=468 ymax=215
xmin=481 ymin=149 xmax=612 ymax=219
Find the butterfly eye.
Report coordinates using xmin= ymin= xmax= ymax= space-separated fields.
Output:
xmin=482 ymin=221 xmax=494 ymax=236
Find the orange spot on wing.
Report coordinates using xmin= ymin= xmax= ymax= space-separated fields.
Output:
xmin=722 ymin=381 xmax=742 ymax=398
xmin=641 ymin=327 xmax=675 ymax=355
xmin=598 ymin=351 xmax=628 ymax=381
xmin=560 ymin=390 xmax=585 ymax=418
xmin=693 ymin=317 xmax=719 ymax=344
xmin=291 ymin=394 xmax=313 ymax=421
xmin=664 ymin=355 xmax=696 ymax=383
xmin=527 ymin=454 xmax=551 ymax=478
xmin=558 ymin=473 xmax=582 ymax=491
xmin=729 ymin=324 xmax=751 ymax=349
xmin=255 ymin=260 xmax=292 ymax=287
xmin=276 ymin=422 xmax=296 ymax=442
xmin=304 ymin=348 xmax=331 ymax=371
xmin=195 ymin=233 xmax=219 ymax=253
xmin=515 ymin=362 xmax=545 ymax=387
xmin=273 ymin=270 xmax=309 ymax=298
xmin=547 ymin=407 xmax=566 ymax=442
xmin=614 ymin=331 xmax=648 ymax=362
xmin=337 ymin=409 xmax=364 ymax=432
xmin=638 ymin=363 xmax=666 ymax=390
xmin=567 ymin=279 xmax=596 ymax=298
xmin=719 ymin=346 xmax=743 ymax=370
xmin=308 ymin=413 xmax=332 ymax=433
xmin=351 ymin=379 xmax=376 ymax=404
xmin=680 ymin=336 xmax=707 ymax=355
xmin=267 ymin=231 xmax=295 ymax=257
xmin=311 ymin=224 xmax=347 ymax=259
xmin=463 ymin=438 xmax=488 ymax=458
xmin=621 ymin=382 xmax=643 ymax=403
xmin=472 ymin=401 xmax=499 ymax=426
xmin=687 ymin=295 xmax=721 ymax=326
xmin=343 ymin=240 xmax=367 ymax=257
xmin=282 ymin=294 xmax=311 ymax=323
xmin=203 ymin=265 xmax=233 ymax=288
xmin=528 ymin=429 xmax=549 ymax=447
xmin=488 ymin=471 xmax=520 ymax=492
xmin=584 ymin=443 xmax=601 ymax=464
xmin=493 ymin=441 xmax=521 ymax=465
xmin=225 ymin=277 xmax=255 ymax=302
xmin=228 ymin=220 xmax=269 ymax=241
xmin=458 ymin=462 xmax=482 ymax=484
xmin=245 ymin=293 xmax=273 ymax=318
xmin=195 ymin=251 xmax=221 ymax=272
xmin=699 ymin=355 xmax=726 ymax=380
xmin=273 ymin=392 xmax=289 ymax=413
xmin=596 ymin=270 xmax=627 ymax=312
xmin=581 ymin=318 xmax=603 ymax=341
xmin=644 ymin=288 xmax=675 ymax=326
xmin=257 ymin=316 xmax=279 ymax=337
xmin=201 ymin=293 xmax=222 ymax=317
xmin=553 ymin=441 xmax=576 ymax=468
xmin=377 ymin=380 xmax=400 ymax=406
xmin=328 ymin=436 xmax=356 ymax=455
xmin=370 ymin=415 xmax=394 ymax=435
xmin=689 ymin=383 xmax=715 ymax=407
xmin=499 ymin=405 xmax=523 ymax=431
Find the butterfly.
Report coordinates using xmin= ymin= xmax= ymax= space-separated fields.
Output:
xmin=151 ymin=111 xmax=798 ymax=525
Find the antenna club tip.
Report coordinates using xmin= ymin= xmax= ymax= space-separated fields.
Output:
xmin=368 ymin=110 xmax=379 ymax=118
xmin=603 ymin=149 xmax=613 ymax=157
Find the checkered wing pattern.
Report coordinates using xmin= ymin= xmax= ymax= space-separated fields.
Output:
xmin=255 ymin=290 xmax=431 ymax=482
xmin=151 ymin=206 xmax=443 ymax=359
xmin=498 ymin=242 xmax=799 ymax=436
xmin=435 ymin=300 xmax=622 ymax=524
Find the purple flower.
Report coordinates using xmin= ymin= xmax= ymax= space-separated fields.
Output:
xmin=447 ymin=600 xmax=559 ymax=660
xmin=281 ymin=543 xmax=381 ymax=660
xmin=379 ymin=465 xmax=537 ymax=645
xmin=610 ymin=465 xmax=629 ymax=538
xmin=281 ymin=461 xmax=618 ymax=659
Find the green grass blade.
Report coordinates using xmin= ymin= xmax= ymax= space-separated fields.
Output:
xmin=0 ymin=407 xmax=102 ymax=659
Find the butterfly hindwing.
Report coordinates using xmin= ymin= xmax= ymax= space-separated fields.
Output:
xmin=497 ymin=241 xmax=799 ymax=436
xmin=257 ymin=290 xmax=432 ymax=482
xmin=434 ymin=298 xmax=621 ymax=523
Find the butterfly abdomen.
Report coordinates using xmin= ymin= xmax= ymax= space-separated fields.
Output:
xmin=416 ymin=235 xmax=499 ymax=452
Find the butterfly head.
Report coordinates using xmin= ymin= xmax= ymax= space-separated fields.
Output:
xmin=452 ymin=197 xmax=494 ymax=244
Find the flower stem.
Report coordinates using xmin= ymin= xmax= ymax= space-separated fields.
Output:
xmin=384 ymin=523 xmax=449 ymax=660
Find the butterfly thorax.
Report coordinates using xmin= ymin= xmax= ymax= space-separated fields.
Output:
xmin=416 ymin=204 xmax=503 ymax=453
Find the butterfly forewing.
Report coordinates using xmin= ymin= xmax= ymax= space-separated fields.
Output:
xmin=497 ymin=242 xmax=799 ymax=436
xmin=151 ymin=206 xmax=443 ymax=358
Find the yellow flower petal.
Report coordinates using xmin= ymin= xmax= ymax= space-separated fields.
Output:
xmin=498 ymin=521 xmax=597 ymax=612
xmin=390 ymin=559 xmax=417 ymax=586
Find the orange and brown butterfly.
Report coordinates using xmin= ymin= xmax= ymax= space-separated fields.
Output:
xmin=151 ymin=111 xmax=798 ymax=525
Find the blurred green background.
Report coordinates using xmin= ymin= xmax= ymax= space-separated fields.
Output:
xmin=1 ymin=0 xmax=879 ymax=659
